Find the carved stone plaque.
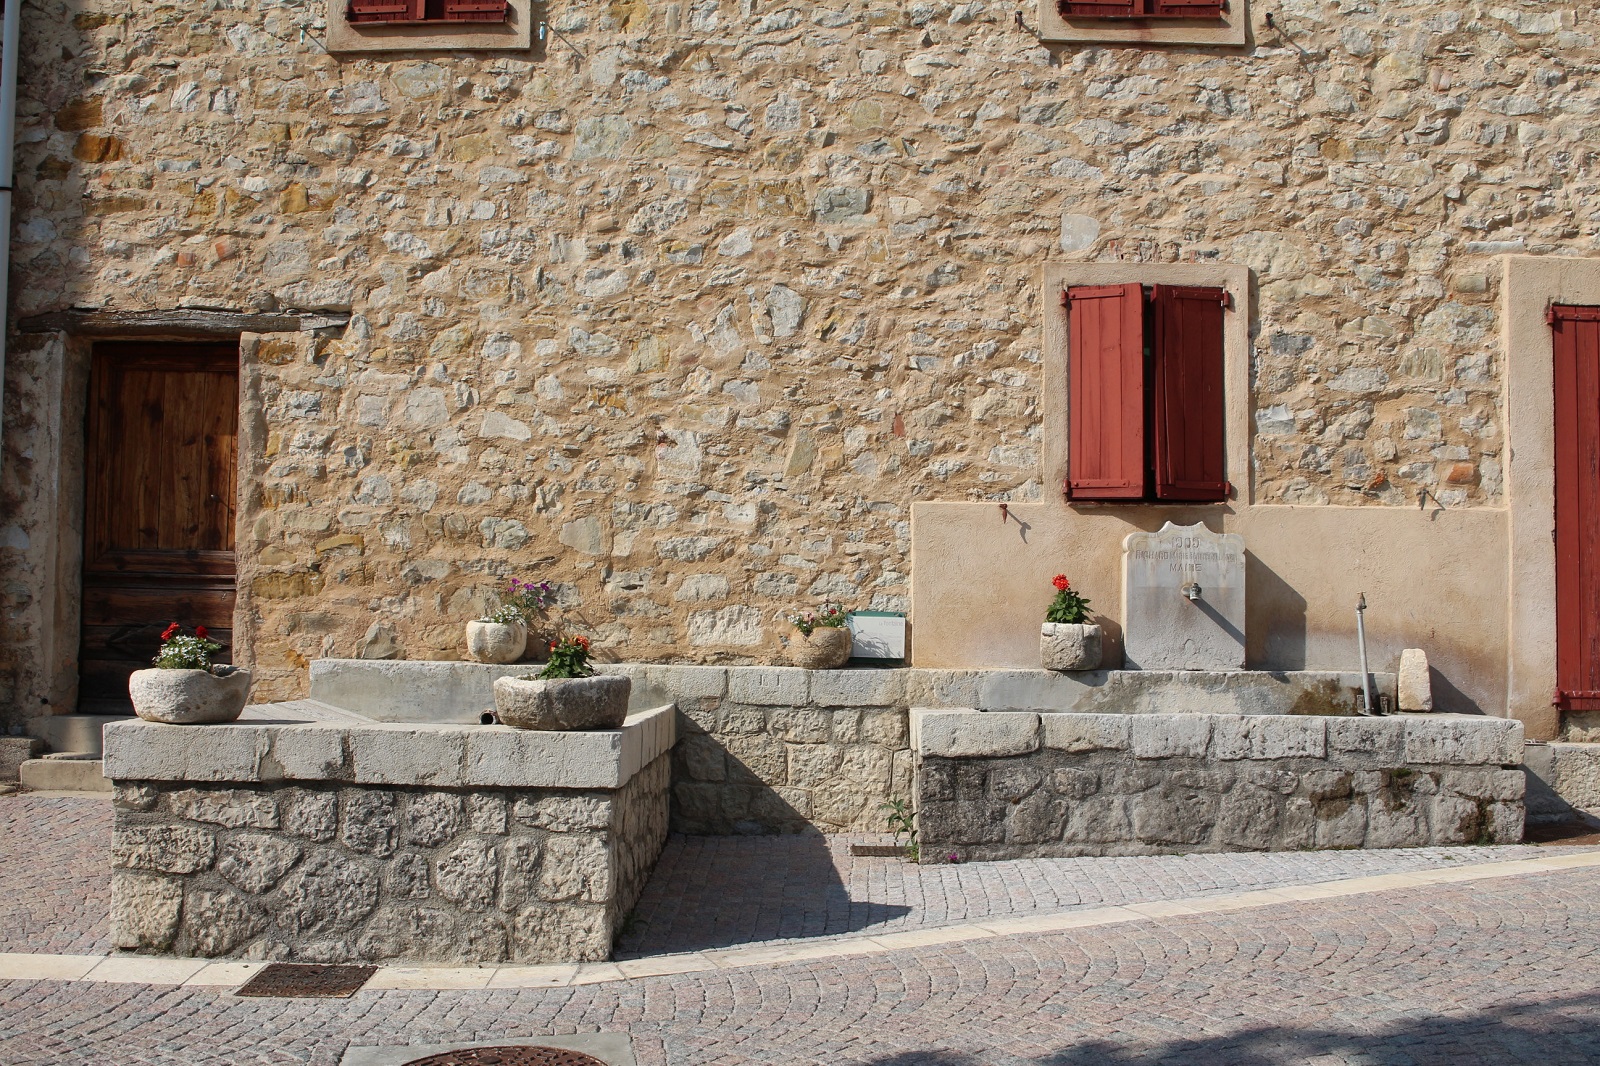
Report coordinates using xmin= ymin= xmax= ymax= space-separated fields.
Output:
xmin=1121 ymin=522 xmax=1246 ymax=671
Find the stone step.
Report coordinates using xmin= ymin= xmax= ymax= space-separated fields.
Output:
xmin=0 ymin=737 xmax=43 ymax=781
xmin=25 ymin=713 xmax=129 ymax=758
xmin=19 ymin=757 xmax=112 ymax=792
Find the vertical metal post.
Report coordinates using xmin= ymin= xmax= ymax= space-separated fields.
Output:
xmin=1356 ymin=593 xmax=1375 ymax=716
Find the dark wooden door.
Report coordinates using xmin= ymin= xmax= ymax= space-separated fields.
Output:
xmin=1554 ymin=305 xmax=1600 ymax=712
xmin=80 ymin=343 xmax=238 ymax=713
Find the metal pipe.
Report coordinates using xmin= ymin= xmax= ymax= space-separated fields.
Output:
xmin=0 ymin=0 xmax=21 ymax=465
xmin=1356 ymin=592 xmax=1375 ymax=715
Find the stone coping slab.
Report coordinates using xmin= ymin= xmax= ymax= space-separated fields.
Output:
xmin=103 ymin=704 xmax=676 ymax=790
xmin=309 ymin=659 xmax=1398 ymax=719
xmin=913 ymin=709 xmax=1525 ymax=766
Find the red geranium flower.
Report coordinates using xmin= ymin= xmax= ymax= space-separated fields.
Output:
xmin=194 ymin=625 xmax=208 ymax=639
xmin=161 ymin=623 xmax=180 ymax=641
xmin=1052 ymin=575 xmax=1070 ymax=591
xmin=575 ymin=636 xmax=590 ymax=649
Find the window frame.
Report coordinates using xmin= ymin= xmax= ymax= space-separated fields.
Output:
xmin=327 ymin=0 xmax=530 ymax=53
xmin=1038 ymin=0 xmax=1246 ymax=46
xmin=1042 ymin=263 xmax=1251 ymax=507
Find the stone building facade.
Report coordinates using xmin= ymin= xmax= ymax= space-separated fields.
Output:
xmin=1 ymin=1 xmax=1598 ymax=741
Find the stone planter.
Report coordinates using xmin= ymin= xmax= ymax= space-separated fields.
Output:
xmin=493 ymin=674 xmax=631 ymax=731
xmin=1040 ymin=622 xmax=1102 ymax=671
xmin=466 ymin=620 xmax=526 ymax=664
xmin=787 ymin=627 xmax=853 ymax=670
xmin=128 ymin=666 xmax=251 ymax=725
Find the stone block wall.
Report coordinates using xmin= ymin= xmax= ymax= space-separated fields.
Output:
xmin=623 ymin=663 xmax=1396 ymax=834
xmin=916 ymin=711 xmax=1526 ymax=860
xmin=635 ymin=666 xmax=914 ymax=834
xmin=110 ymin=751 xmax=669 ymax=964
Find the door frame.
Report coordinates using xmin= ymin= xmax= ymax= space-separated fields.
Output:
xmin=1504 ymin=256 xmax=1600 ymax=740
xmin=15 ymin=328 xmax=256 ymax=718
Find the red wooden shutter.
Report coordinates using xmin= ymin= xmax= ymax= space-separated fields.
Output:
xmin=347 ymin=0 xmax=422 ymax=23
xmin=1152 ymin=285 xmax=1228 ymax=502
xmin=442 ymin=0 xmax=510 ymax=21
xmin=1067 ymin=284 xmax=1146 ymax=501
xmin=1149 ymin=0 xmax=1226 ymax=17
xmin=1058 ymin=0 xmax=1141 ymax=17
xmin=1553 ymin=304 xmax=1600 ymax=711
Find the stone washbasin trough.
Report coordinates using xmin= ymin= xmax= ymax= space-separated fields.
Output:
xmin=103 ymin=660 xmax=675 ymax=966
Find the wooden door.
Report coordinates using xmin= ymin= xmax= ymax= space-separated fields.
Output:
xmin=80 ymin=343 xmax=238 ymax=713
xmin=1554 ymin=305 xmax=1600 ymax=712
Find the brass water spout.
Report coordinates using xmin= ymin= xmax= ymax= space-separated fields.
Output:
xmin=1182 ymin=581 xmax=1201 ymax=601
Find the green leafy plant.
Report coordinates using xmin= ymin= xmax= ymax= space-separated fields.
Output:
xmin=1045 ymin=574 xmax=1092 ymax=625
xmin=882 ymin=798 xmax=919 ymax=862
xmin=538 ymin=634 xmax=594 ymax=679
xmin=153 ymin=623 xmax=223 ymax=670
xmin=480 ymin=577 xmax=554 ymax=625
xmin=791 ymin=604 xmax=850 ymax=637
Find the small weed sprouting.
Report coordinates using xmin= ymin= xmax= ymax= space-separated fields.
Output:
xmin=882 ymin=798 xmax=918 ymax=862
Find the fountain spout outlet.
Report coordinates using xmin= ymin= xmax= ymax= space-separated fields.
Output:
xmin=1181 ymin=581 xmax=1202 ymax=602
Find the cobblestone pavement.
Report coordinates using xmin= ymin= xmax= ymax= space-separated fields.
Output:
xmin=1 ymin=792 xmax=1573 ymax=964
xmin=615 ymin=832 xmax=1570 ymax=956
xmin=0 ymin=794 xmax=112 ymax=955
xmin=2 ymin=864 xmax=1599 ymax=1064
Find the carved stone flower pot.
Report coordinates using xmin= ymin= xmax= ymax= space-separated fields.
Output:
xmin=466 ymin=620 xmax=526 ymax=664
xmin=128 ymin=666 xmax=251 ymax=725
xmin=787 ymin=627 xmax=853 ymax=670
xmin=1040 ymin=623 xmax=1102 ymax=672
xmin=493 ymin=674 xmax=631 ymax=731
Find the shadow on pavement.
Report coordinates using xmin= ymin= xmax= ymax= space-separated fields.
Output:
xmin=615 ymin=831 xmax=911 ymax=958
xmin=860 ymin=990 xmax=1600 ymax=1065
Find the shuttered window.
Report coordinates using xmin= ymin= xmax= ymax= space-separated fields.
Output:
xmin=442 ymin=0 xmax=510 ymax=20
xmin=1057 ymin=0 xmax=1225 ymax=17
xmin=347 ymin=0 xmax=422 ymax=23
xmin=1065 ymin=282 xmax=1229 ymax=503
xmin=1066 ymin=284 xmax=1147 ymax=501
xmin=1152 ymin=285 xmax=1228 ymax=501
xmin=347 ymin=0 xmax=509 ymax=24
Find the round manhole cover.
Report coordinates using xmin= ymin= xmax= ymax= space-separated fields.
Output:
xmin=401 ymin=1049 xmax=609 ymax=1066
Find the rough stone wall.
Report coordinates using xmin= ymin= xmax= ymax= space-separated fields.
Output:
xmin=109 ymin=750 xmax=671 ymax=964
xmin=4 ymin=1 xmax=1600 ymax=708
xmin=917 ymin=711 xmax=1527 ymax=860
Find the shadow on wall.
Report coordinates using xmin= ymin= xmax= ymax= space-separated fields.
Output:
xmin=671 ymin=727 xmax=814 ymax=836
xmin=857 ymin=990 xmax=1600 ymax=1065
xmin=1245 ymin=551 xmax=1307 ymax=670
xmin=614 ymin=832 xmax=912 ymax=957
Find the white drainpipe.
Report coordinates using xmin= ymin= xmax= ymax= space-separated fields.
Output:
xmin=0 ymin=0 xmax=20 ymax=463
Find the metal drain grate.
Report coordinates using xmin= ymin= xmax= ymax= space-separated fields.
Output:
xmin=400 ymin=1049 xmax=609 ymax=1066
xmin=236 ymin=963 xmax=377 ymax=998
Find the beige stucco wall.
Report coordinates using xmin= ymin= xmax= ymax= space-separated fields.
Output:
xmin=1503 ymin=256 xmax=1600 ymax=740
xmin=0 ymin=0 xmax=1597 ymax=718
xmin=910 ymin=501 xmax=1510 ymax=715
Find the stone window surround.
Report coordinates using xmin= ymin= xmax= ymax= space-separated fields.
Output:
xmin=10 ymin=314 xmax=336 ymax=715
xmin=1040 ymin=262 xmax=1252 ymax=506
xmin=325 ymin=0 xmax=534 ymax=53
xmin=1503 ymin=255 xmax=1600 ymax=740
xmin=1036 ymin=0 xmax=1248 ymax=47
